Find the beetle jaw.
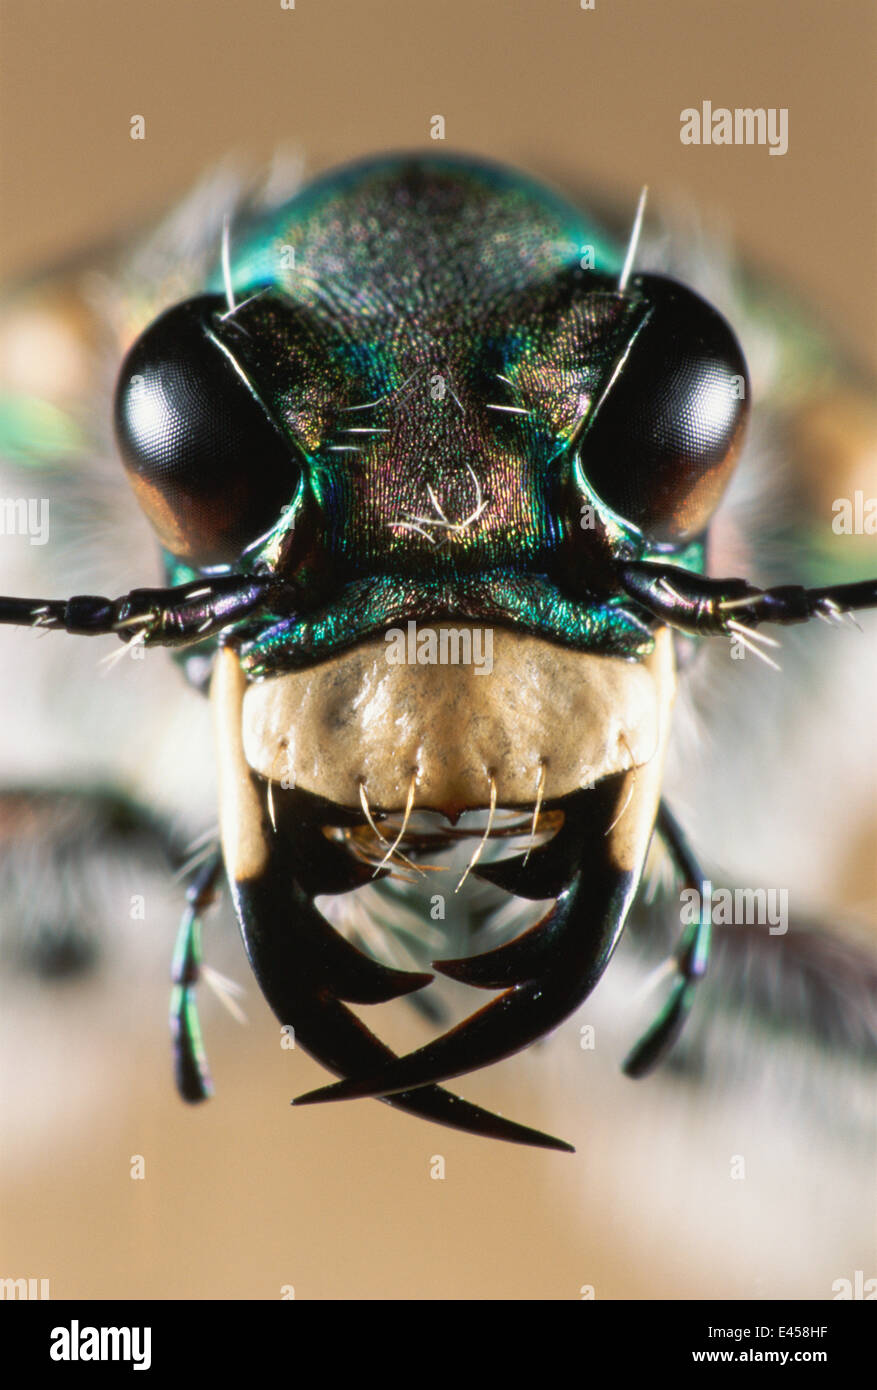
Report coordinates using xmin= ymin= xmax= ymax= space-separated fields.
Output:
xmin=210 ymin=621 xmax=675 ymax=1144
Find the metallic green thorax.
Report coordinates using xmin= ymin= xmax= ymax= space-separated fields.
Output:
xmin=185 ymin=155 xmax=693 ymax=673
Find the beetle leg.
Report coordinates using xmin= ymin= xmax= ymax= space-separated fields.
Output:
xmin=621 ymin=800 xmax=711 ymax=1078
xmin=170 ymin=847 xmax=225 ymax=1103
xmin=619 ymin=561 xmax=877 ymax=635
xmin=0 ymin=574 xmax=287 ymax=648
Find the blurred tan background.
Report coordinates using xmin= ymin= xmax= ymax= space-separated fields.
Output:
xmin=0 ymin=0 xmax=874 ymax=1301
xmin=1 ymin=0 xmax=875 ymax=369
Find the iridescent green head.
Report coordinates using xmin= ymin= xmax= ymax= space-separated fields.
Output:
xmin=114 ymin=154 xmax=748 ymax=674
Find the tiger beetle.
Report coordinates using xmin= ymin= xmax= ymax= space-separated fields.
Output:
xmin=2 ymin=154 xmax=874 ymax=1151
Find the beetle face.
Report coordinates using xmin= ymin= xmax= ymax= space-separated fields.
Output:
xmin=110 ymin=155 xmax=751 ymax=1147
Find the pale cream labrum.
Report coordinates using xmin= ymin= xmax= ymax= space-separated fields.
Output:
xmin=213 ymin=625 xmax=676 ymax=883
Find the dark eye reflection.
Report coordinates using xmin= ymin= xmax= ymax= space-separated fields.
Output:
xmin=114 ymin=295 xmax=301 ymax=566
xmin=578 ymin=275 xmax=750 ymax=544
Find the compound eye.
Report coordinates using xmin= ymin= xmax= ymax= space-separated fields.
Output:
xmin=578 ymin=275 xmax=749 ymax=544
xmin=114 ymin=295 xmax=300 ymax=566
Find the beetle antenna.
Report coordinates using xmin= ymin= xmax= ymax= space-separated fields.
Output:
xmin=618 ymin=185 xmax=648 ymax=293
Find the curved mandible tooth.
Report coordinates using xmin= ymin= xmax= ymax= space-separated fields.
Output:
xmin=435 ymin=891 xmax=576 ymax=989
xmin=441 ymin=772 xmax=645 ymax=986
xmin=292 ymin=857 xmax=636 ymax=1104
xmin=236 ymin=838 xmax=431 ymax=1007
xmin=441 ymin=779 xmax=628 ymax=988
xmin=214 ymin=645 xmax=573 ymax=1150
xmin=233 ymin=868 xmax=573 ymax=1151
xmin=472 ymin=778 xmax=623 ymax=900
